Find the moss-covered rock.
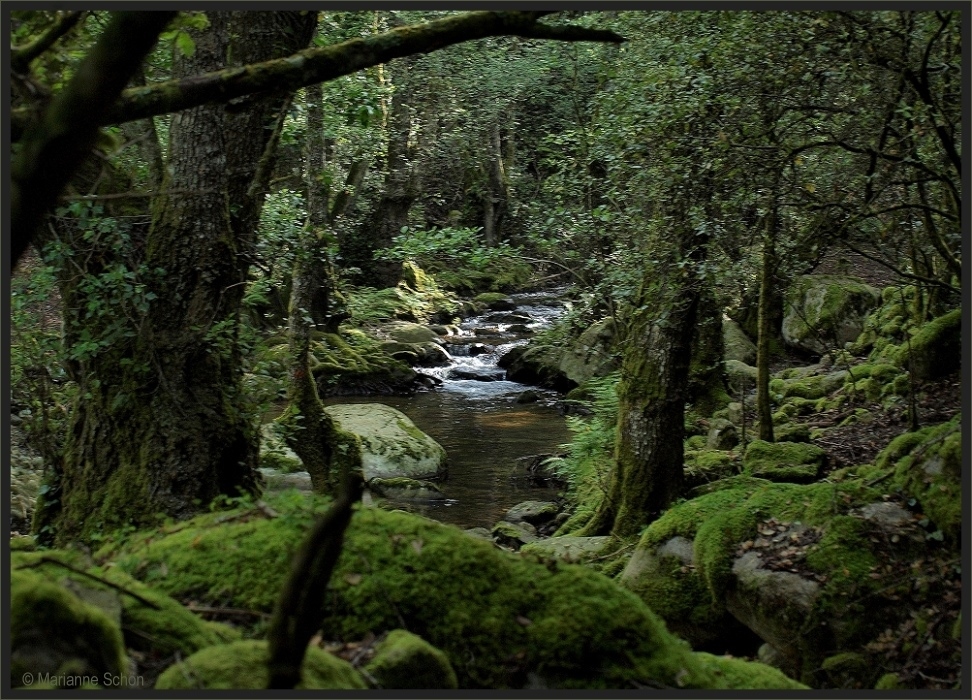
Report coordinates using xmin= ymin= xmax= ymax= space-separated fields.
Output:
xmin=684 ymin=450 xmax=738 ymax=490
xmin=776 ymin=370 xmax=848 ymax=401
xmin=474 ymin=292 xmax=517 ymax=310
xmin=520 ymin=536 xmax=613 ymax=564
xmin=723 ymin=318 xmax=757 ymax=365
xmin=894 ymin=308 xmax=961 ymax=380
xmin=499 ymin=344 xmax=576 ymax=392
xmin=368 ymin=476 xmax=445 ymax=501
xmin=11 ymin=569 xmax=127 ymax=686
xmin=557 ymin=317 xmax=619 ymax=385
xmin=324 ymin=403 xmax=446 ymax=481
xmin=723 ymin=359 xmax=758 ymax=393
xmin=310 ymin=330 xmax=417 ymax=396
xmin=155 ymin=639 xmax=366 ymax=689
xmin=878 ymin=415 xmax=961 ymax=540
xmin=364 ymin=629 xmax=458 ymax=689
xmin=623 ymin=476 xmax=931 ymax=686
xmin=11 ymin=550 xmax=239 ymax=660
xmin=106 ymin=495 xmax=803 ymax=689
xmin=743 ymin=441 xmax=826 ymax=483
xmin=781 ymin=275 xmax=881 ymax=355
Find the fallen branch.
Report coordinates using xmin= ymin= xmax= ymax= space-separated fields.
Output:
xmin=16 ymin=556 xmax=162 ymax=610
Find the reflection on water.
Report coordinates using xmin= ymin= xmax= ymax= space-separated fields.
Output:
xmin=323 ymin=391 xmax=570 ymax=529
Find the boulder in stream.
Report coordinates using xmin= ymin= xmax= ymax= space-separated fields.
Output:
xmin=324 ymin=403 xmax=447 ymax=481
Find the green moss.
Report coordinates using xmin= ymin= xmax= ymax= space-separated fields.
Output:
xmin=365 ymin=629 xmax=458 ymax=689
xmin=11 ymin=570 xmax=127 ymax=683
xmin=882 ymin=416 xmax=962 ymax=540
xmin=11 ymin=550 xmax=238 ymax=658
xmin=743 ymin=440 xmax=825 ymax=483
xmin=694 ymin=653 xmax=805 ymax=689
xmin=895 ymin=308 xmax=961 ymax=380
xmin=310 ymin=330 xmax=416 ymax=395
xmin=685 ymin=434 xmax=708 ymax=450
xmin=774 ymin=422 xmax=811 ymax=443
xmin=10 ymin=535 xmax=36 ymax=551
xmin=473 ymin=292 xmax=511 ymax=304
xmin=155 ymin=639 xmax=366 ymax=689
xmin=259 ymin=451 xmax=303 ymax=474
xmin=105 ymin=493 xmax=800 ymax=689
xmin=874 ymin=672 xmax=903 ymax=690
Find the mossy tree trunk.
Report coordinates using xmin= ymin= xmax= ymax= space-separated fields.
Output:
xmin=756 ymin=212 xmax=777 ymax=443
xmin=481 ymin=116 xmax=511 ymax=247
xmin=281 ymin=79 xmax=364 ymax=494
xmin=582 ymin=220 xmax=708 ymax=538
xmin=42 ymin=12 xmax=317 ymax=543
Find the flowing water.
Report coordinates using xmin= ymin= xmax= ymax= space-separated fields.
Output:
xmin=325 ymin=290 xmax=573 ymax=529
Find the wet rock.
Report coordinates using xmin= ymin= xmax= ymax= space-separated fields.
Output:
xmin=473 ymin=327 xmax=502 ymax=337
xmin=491 ymin=521 xmax=538 ymax=549
xmin=516 ymin=390 xmax=540 ymax=404
xmin=474 ymin=293 xmax=517 ymax=311
xmin=385 ymin=322 xmax=441 ymax=345
xmin=448 ymin=368 xmax=502 ymax=382
xmin=467 ymin=343 xmax=492 ymax=357
xmin=368 ymin=477 xmax=446 ymax=501
xmin=483 ymin=313 xmax=533 ymax=324
xmin=502 ymin=500 xmax=559 ymax=526
xmin=500 ymin=345 xmax=576 ymax=392
xmin=508 ymin=324 xmax=533 ymax=334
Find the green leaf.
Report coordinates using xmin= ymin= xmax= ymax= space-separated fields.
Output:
xmin=175 ymin=31 xmax=196 ymax=58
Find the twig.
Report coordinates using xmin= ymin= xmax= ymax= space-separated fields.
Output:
xmin=16 ymin=556 xmax=161 ymax=609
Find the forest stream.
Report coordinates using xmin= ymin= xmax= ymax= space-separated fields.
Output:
xmin=292 ymin=290 xmax=572 ymax=529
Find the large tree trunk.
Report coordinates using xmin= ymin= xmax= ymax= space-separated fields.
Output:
xmin=40 ymin=12 xmax=316 ymax=544
xmin=582 ymin=223 xmax=707 ymax=538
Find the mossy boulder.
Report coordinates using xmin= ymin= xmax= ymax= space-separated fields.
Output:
xmin=723 ymin=318 xmax=757 ymax=365
xmin=324 ymin=403 xmax=447 ymax=481
xmin=743 ymin=441 xmax=825 ymax=483
xmin=11 ymin=550 xmax=239 ymax=661
xmin=520 ymin=536 xmax=613 ymax=564
xmin=384 ymin=321 xmax=441 ymax=345
xmin=684 ymin=450 xmax=738 ymax=490
xmin=155 ymin=639 xmax=366 ymax=689
xmin=781 ymin=275 xmax=881 ymax=355
xmin=499 ymin=344 xmax=576 ymax=392
xmin=894 ymin=308 xmax=960 ymax=380
xmin=723 ymin=359 xmax=758 ymax=393
xmin=310 ymin=330 xmax=417 ymax=396
xmin=622 ymin=476 xmax=934 ymax=686
xmin=706 ymin=418 xmax=739 ymax=450
xmin=502 ymin=500 xmax=559 ymax=526
xmin=364 ymin=630 xmax=458 ymax=689
xmin=877 ymin=415 xmax=961 ymax=540
xmin=474 ymin=292 xmax=517 ymax=311
xmin=106 ymin=495 xmax=803 ymax=689
xmin=557 ymin=317 xmax=619 ymax=385
xmin=11 ymin=569 xmax=127 ymax=687
xmin=776 ymin=370 xmax=849 ymax=401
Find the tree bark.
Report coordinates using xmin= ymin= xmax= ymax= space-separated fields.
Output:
xmin=42 ymin=12 xmax=316 ymax=543
xmin=582 ymin=222 xmax=707 ymax=538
